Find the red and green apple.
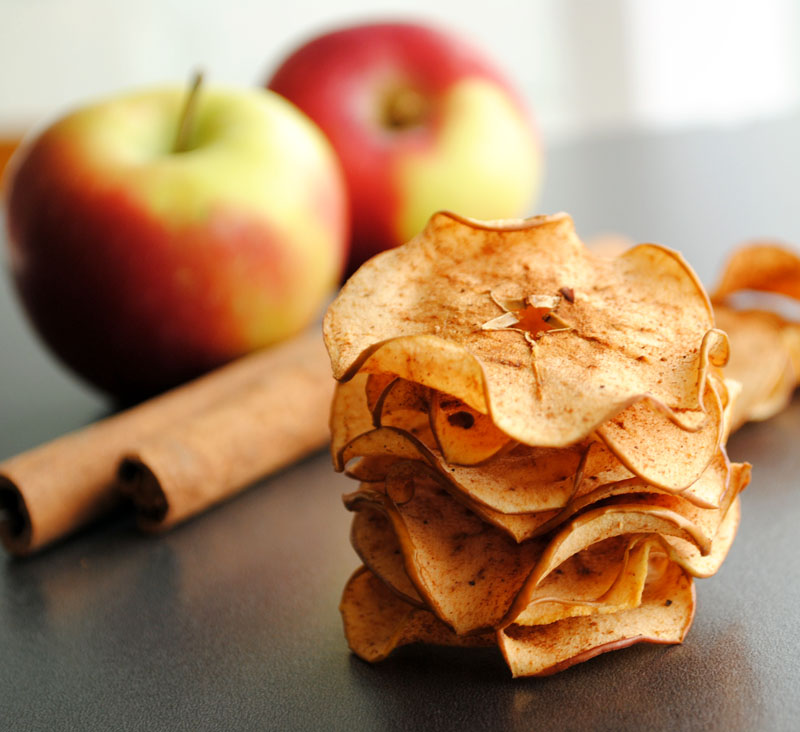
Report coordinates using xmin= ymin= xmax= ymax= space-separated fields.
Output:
xmin=267 ymin=21 xmax=542 ymax=276
xmin=4 ymin=84 xmax=348 ymax=401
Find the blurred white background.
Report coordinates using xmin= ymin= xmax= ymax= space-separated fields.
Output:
xmin=1 ymin=0 xmax=799 ymax=142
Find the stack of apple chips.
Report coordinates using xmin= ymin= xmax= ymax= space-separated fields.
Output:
xmin=711 ymin=243 xmax=800 ymax=431
xmin=323 ymin=212 xmax=750 ymax=677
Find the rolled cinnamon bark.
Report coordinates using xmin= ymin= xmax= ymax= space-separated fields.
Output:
xmin=119 ymin=336 xmax=333 ymax=531
xmin=0 ymin=328 xmax=332 ymax=555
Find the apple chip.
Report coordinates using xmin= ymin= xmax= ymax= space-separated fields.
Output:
xmin=325 ymin=213 xmax=728 ymax=448
xmin=711 ymin=242 xmax=800 ymax=428
xmin=579 ymin=440 xmax=731 ymax=510
xmin=660 ymin=495 xmax=742 ymax=579
xmin=595 ymin=375 xmax=725 ymax=492
xmin=498 ymin=558 xmax=695 ymax=677
xmin=330 ymin=374 xmax=374 ymax=470
xmin=345 ymin=455 xmax=401 ymax=483
xmin=713 ymin=242 xmax=800 ymax=302
xmin=348 ymin=500 xmax=423 ymax=607
xmin=379 ymin=462 xmax=546 ymax=634
xmin=714 ymin=306 xmax=796 ymax=431
xmin=340 ymin=425 xmax=731 ymax=534
xmin=514 ymin=535 xmax=657 ymax=627
xmin=340 ymin=566 xmax=494 ymax=663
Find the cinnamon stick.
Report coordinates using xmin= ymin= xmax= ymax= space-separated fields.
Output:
xmin=0 ymin=328 xmax=333 ymax=555
xmin=119 ymin=335 xmax=333 ymax=531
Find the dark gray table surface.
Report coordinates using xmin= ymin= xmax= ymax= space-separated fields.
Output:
xmin=2 ymin=118 xmax=800 ymax=731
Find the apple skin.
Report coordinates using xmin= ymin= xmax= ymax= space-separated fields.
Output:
xmin=267 ymin=22 xmax=542 ymax=277
xmin=4 ymin=86 xmax=348 ymax=401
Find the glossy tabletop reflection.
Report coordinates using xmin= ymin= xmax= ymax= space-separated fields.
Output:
xmin=2 ymin=119 xmax=800 ymax=731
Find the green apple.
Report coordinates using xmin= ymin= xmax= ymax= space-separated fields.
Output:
xmin=4 ymin=83 xmax=348 ymax=400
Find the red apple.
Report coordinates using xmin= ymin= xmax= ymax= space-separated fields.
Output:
xmin=4 ymin=83 xmax=348 ymax=401
xmin=267 ymin=21 xmax=542 ymax=277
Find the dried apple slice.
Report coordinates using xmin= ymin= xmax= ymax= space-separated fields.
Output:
xmin=340 ymin=566 xmax=494 ymax=663
xmin=660 ymin=492 xmax=744 ymax=579
xmin=498 ymin=559 xmax=695 ymax=677
xmin=447 ymin=500 xmax=560 ymax=544
xmin=710 ymin=243 xmax=800 ymax=428
xmin=712 ymin=242 xmax=800 ymax=302
xmin=595 ymin=375 xmax=725 ymax=492
xmin=370 ymin=376 xmax=428 ymax=424
xmin=330 ymin=373 xmax=374 ymax=470
xmin=380 ymin=463 xmax=547 ymax=634
xmin=514 ymin=535 xmax=657 ymax=626
xmin=715 ymin=306 xmax=796 ymax=431
xmin=345 ymin=455 xmax=402 ymax=483
xmin=578 ymin=439 xmax=730 ymax=510
xmin=348 ymin=499 xmax=424 ymax=607
xmin=325 ymin=212 xmax=728 ymax=448
xmin=340 ymin=427 xmax=433 ymax=473
xmin=337 ymin=371 xmax=727 ymax=506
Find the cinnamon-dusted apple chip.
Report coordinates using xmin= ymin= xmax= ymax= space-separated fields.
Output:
xmin=367 ymin=373 xmax=728 ymax=494
xmin=325 ymin=213 xmax=728 ymax=447
xmin=498 ymin=558 xmax=695 ymax=677
xmin=513 ymin=535 xmax=658 ymax=627
xmin=345 ymin=487 xmax=664 ymax=631
xmin=714 ymin=307 xmax=795 ymax=431
xmin=472 ymin=449 xmax=738 ymax=544
xmin=364 ymin=373 xmax=397 ymax=414
xmin=330 ymin=374 xmax=374 ymax=471
xmin=595 ymin=374 xmax=726 ymax=492
xmin=660 ymin=494 xmax=743 ymax=579
xmin=340 ymin=566 xmax=494 ymax=663
xmin=713 ymin=242 xmax=800 ymax=302
xmin=711 ymin=242 xmax=800 ymax=429
xmin=348 ymin=501 xmax=658 ymax=629
xmin=348 ymin=497 xmax=423 ymax=607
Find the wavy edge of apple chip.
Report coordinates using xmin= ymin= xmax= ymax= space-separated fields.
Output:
xmin=498 ymin=558 xmax=696 ymax=677
xmin=710 ymin=242 xmax=800 ymax=430
xmin=712 ymin=242 xmax=800 ymax=303
xmin=340 ymin=566 xmax=495 ymax=663
xmin=325 ymin=211 xmax=727 ymax=448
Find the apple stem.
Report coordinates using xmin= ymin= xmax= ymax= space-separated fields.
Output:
xmin=174 ymin=70 xmax=204 ymax=154
xmin=383 ymin=86 xmax=427 ymax=129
